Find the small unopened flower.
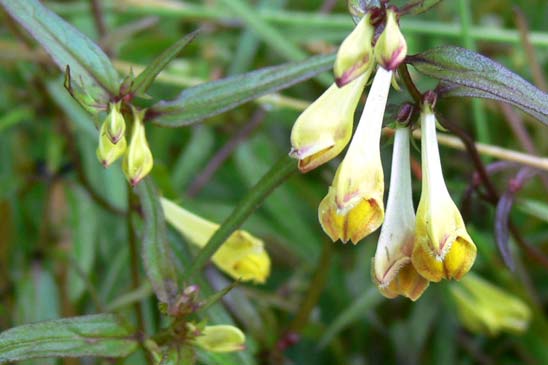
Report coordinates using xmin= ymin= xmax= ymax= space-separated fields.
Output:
xmin=96 ymin=120 xmax=127 ymax=167
xmin=104 ymin=101 xmax=126 ymax=144
xmin=374 ymin=8 xmax=407 ymax=71
xmin=289 ymin=73 xmax=368 ymax=173
xmin=189 ymin=324 xmax=246 ymax=353
xmin=450 ymin=273 xmax=531 ymax=336
xmin=122 ymin=107 xmax=153 ymax=186
xmin=334 ymin=13 xmax=375 ymax=86
xmin=411 ymin=106 xmax=477 ymax=282
xmin=372 ymin=127 xmax=429 ymax=301
xmin=161 ymin=198 xmax=270 ymax=283
xmin=318 ymin=67 xmax=393 ymax=243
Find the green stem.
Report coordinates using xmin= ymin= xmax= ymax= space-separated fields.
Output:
xmin=186 ymin=155 xmax=297 ymax=280
xmin=127 ymin=189 xmax=146 ymax=334
xmin=458 ymin=0 xmax=489 ymax=146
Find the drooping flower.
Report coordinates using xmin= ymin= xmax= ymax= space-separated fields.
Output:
xmin=372 ymin=127 xmax=429 ymax=300
xmin=334 ymin=13 xmax=375 ymax=86
xmin=189 ymin=324 xmax=246 ymax=353
xmin=122 ymin=107 xmax=153 ymax=186
xmin=96 ymin=119 xmax=127 ymax=167
xmin=450 ymin=273 xmax=531 ymax=336
xmin=318 ymin=67 xmax=392 ymax=244
xmin=289 ymin=72 xmax=369 ymax=173
xmin=161 ymin=198 xmax=270 ymax=284
xmin=411 ymin=105 xmax=477 ymax=282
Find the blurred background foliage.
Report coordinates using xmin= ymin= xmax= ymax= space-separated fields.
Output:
xmin=0 ymin=0 xmax=547 ymax=364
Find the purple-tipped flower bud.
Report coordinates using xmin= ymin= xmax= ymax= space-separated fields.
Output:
xmin=334 ymin=13 xmax=375 ymax=87
xmin=122 ymin=107 xmax=153 ymax=186
xmin=104 ymin=101 xmax=126 ymax=144
xmin=374 ymin=9 xmax=407 ymax=71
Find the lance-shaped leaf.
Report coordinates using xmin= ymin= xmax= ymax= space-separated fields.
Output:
xmin=0 ymin=0 xmax=119 ymax=104
xmin=131 ymin=30 xmax=200 ymax=97
xmin=150 ymin=53 xmax=335 ymax=126
xmin=136 ymin=179 xmax=180 ymax=312
xmin=0 ymin=314 xmax=138 ymax=363
xmin=408 ymin=46 xmax=548 ymax=125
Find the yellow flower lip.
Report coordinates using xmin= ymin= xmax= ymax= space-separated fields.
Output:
xmin=288 ymin=139 xmax=336 ymax=173
xmin=319 ymin=188 xmax=384 ymax=244
xmin=411 ymin=107 xmax=477 ymax=282
xmin=161 ymin=198 xmax=270 ymax=284
xmin=289 ymin=72 xmax=369 ymax=173
xmin=372 ymin=127 xmax=428 ymax=301
xmin=318 ymin=67 xmax=393 ymax=244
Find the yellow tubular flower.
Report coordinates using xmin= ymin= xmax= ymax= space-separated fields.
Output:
xmin=450 ymin=273 xmax=531 ymax=336
xmin=334 ymin=13 xmax=375 ymax=86
xmin=122 ymin=107 xmax=153 ymax=186
xmin=411 ymin=107 xmax=477 ymax=282
xmin=372 ymin=127 xmax=429 ymax=301
xmin=289 ymin=71 xmax=369 ymax=173
xmin=161 ymin=198 xmax=270 ymax=284
xmin=374 ymin=8 xmax=407 ymax=71
xmin=96 ymin=120 xmax=127 ymax=167
xmin=189 ymin=324 xmax=246 ymax=353
xmin=318 ymin=67 xmax=393 ymax=244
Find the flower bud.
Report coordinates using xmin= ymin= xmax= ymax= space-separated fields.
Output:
xmin=190 ymin=324 xmax=246 ymax=353
xmin=374 ymin=9 xmax=407 ymax=71
xmin=161 ymin=198 xmax=270 ymax=283
xmin=104 ymin=101 xmax=126 ymax=144
xmin=450 ymin=273 xmax=531 ymax=336
xmin=96 ymin=120 xmax=127 ymax=167
xmin=411 ymin=106 xmax=477 ymax=282
xmin=289 ymin=72 xmax=368 ymax=173
xmin=334 ymin=13 xmax=375 ymax=87
xmin=122 ymin=107 xmax=153 ymax=186
xmin=372 ymin=127 xmax=429 ymax=301
xmin=318 ymin=67 xmax=393 ymax=243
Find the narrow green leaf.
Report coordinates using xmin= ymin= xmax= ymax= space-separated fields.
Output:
xmin=199 ymin=281 xmax=239 ymax=313
xmin=136 ymin=178 xmax=180 ymax=311
xmin=0 ymin=314 xmax=138 ymax=363
xmin=151 ymin=53 xmax=335 ymax=126
xmin=407 ymin=46 xmax=548 ymax=125
xmin=0 ymin=0 xmax=119 ymax=101
xmin=131 ymin=30 xmax=200 ymax=96
xmin=318 ymin=287 xmax=383 ymax=348
xmin=517 ymin=199 xmax=548 ymax=223
xmin=187 ymin=155 xmax=296 ymax=280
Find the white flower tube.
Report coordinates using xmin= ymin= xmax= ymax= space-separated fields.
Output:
xmin=372 ymin=127 xmax=428 ymax=301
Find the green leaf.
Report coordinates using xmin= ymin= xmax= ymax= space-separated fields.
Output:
xmin=131 ymin=30 xmax=200 ymax=96
xmin=0 ymin=314 xmax=138 ymax=363
xmin=407 ymin=46 xmax=548 ymax=125
xmin=151 ymin=53 xmax=335 ymax=126
xmin=0 ymin=0 xmax=119 ymax=102
xmin=136 ymin=178 xmax=180 ymax=312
